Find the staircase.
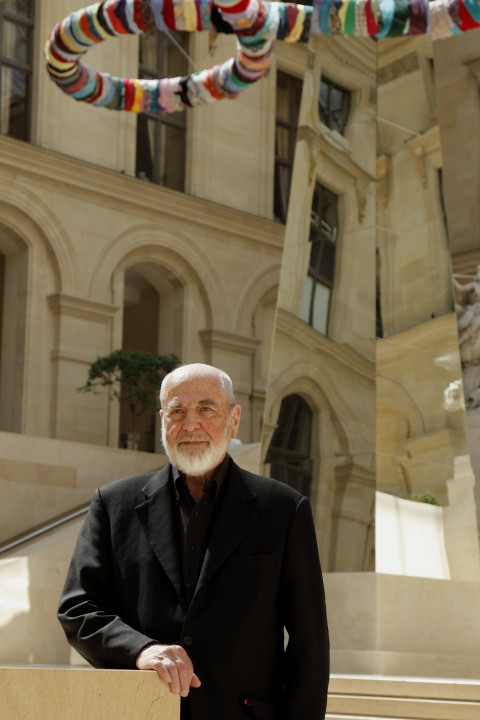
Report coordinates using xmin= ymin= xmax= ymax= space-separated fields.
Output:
xmin=327 ymin=675 xmax=480 ymax=720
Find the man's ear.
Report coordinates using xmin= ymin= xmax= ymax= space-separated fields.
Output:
xmin=231 ymin=404 xmax=241 ymax=437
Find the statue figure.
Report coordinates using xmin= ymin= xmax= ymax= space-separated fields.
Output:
xmin=454 ymin=266 xmax=480 ymax=408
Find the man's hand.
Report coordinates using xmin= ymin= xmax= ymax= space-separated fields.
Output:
xmin=136 ymin=644 xmax=201 ymax=696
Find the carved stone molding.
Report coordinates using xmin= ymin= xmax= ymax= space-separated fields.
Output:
xmin=378 ymin=52 xmax=420 ymax=86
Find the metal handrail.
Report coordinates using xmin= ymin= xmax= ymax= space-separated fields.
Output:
xmin=0 ymin=503 xmax=90 ymax=555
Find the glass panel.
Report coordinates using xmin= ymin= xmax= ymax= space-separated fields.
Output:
xmin=161 ymin=122 xmax=186 ymax=192
xmin=312 ymin=282 xmax=330 ymax=335
xmin=309 ymin=238 xmax=321 ymax=272
xmin=319 ymin=78 xmax=351 ymax=135
xmin=275 ymin=125 xmax=290 ymax=163
xmin=300 ymin=275 xmax=313 ymax=324
xmin=136 ymin=115 xmax=155 ymax=181
xmin=319 ymin=82 xmax=329 ymax=126
xmin=319 ymin=242 xmax=335 ymax=283
xmin=276 ymin=73 xmax=291 ymax=123
xmin=4 ymin=0 xmax=31 ymax=18
xmin=165 ymin=35 xmax=187 ymax=77
xmin=0 ymin=65 xmax=29 ymax=140
xmin=330 ymin=86 xmax=350 ymax=134
xmin=139 ymin=33 xmax=158 ymax=74
xmin=3 ymin=19 xmax=30 ymax=64
xmin=274 ymin=163 xmax=290 ymax=224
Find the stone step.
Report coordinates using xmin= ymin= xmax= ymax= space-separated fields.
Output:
xmin=326 ymin=676 xmax=480 ymax=720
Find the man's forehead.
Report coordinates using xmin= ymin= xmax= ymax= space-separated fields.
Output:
xmin=163 ymin=377 xmax=227 ymax=404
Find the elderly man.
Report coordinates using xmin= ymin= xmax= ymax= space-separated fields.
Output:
xmin=58 ymin=363 xmax=329 ymax=720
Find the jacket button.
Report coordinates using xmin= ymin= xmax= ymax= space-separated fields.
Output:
xmin=183 ymin=635 xmax=193 ymax=646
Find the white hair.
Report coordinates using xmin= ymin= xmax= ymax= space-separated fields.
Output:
xmin=160 ymin=363 xmax=235 ymax=408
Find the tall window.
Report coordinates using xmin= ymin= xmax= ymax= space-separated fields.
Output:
xmin=319 ymin=76 xmax=350 ymax=135
xmin=136 ymin=32 xmax=188 ymax=190
xmin=274 ymin=71 xmax=302 ymax=223
xmin=0 ymin=0 xmax=34 ymax=141
xmin=266 ymin=394 xmax=313 ymax=497
xmin=300 ymin=182 xmax=339 ymax=335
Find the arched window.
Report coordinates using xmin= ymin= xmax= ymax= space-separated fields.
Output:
xmin=266 ymin=394 xmax=313 ymax=496
xmin=121 ymin=264 xmax=184 ymax=452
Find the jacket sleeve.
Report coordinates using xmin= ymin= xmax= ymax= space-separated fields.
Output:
xmin=57 ymin=488 xmax=154 ymax=668
xmin=281 ymin=496 xmax=330 ymax=719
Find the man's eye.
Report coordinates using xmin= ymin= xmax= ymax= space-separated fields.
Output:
xmin=169 ymin=408 xmax=185 ymax=417
xmin=200 ymin=406 xmax=214 ymax=413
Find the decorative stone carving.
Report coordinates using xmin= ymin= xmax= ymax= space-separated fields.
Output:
xmin=454 ymin=265 xmax=480 ymax=408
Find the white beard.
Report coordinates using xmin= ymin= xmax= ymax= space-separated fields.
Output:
xmin=162 ymin=418 xmax=233 ymax=476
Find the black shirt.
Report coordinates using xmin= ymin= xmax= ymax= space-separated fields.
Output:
xmin=172 ymin=454 xmax=229 ymax=607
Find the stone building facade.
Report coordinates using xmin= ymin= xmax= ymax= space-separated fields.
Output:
xmin=1 ymin=1 xmax=480 ymax=678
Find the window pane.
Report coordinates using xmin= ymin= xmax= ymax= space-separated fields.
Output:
xmin=276 ymin=74 xmax=291 ymax=123
xmin=3 ymin=19 xmax=31 ymax=64
xmin=1 ymin=65 xmax=29 ymax=140
xmin=319 ymin=77 xmax=351 ymax=136
xmin=275 ymin=125 xmax=290 ymax=163
xmin=309 ymin=238 xmax=321 ymax=272
xmin=274 ymin=72 xmax=302 ymax=223
xmin=312 ymin=283 xmax=330 ymax=335
xmin=136 ymin=32 xmax=187 ymax=189
xmin=139 ymin=32 xmax=158 ymax=72
xmin=161 ymin=123 xmax=186 ymax=192
xmin=300 ymin=275 xmax=313 ymax=324
xmin=4 ymin=0 xmax=31 ymax=17
xmin=319 ymin=83 xmax=329 ymax=126
xmin=274 ymin=163 xmax=290 ymax=224
xmin=265 ymin=394 xmax=313 ymax=496
xmin=165 ymin=40 xmax=186 ymax=77
xmin=319 ymin=242 xmax=335 ymax=283
xmin=136 ymin=115 xmax=155 ymax=181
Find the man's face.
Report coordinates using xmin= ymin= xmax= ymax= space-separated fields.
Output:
xmin=160 ymin=372 xmax=241 ymax=476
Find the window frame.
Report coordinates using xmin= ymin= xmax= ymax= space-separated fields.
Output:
xmin=265 ymin=394 xmax=314 ymax=497
xmin=274 ymin=70 xmax=303 ymax=224
xmin=318 ymin=75 xmax=351 ymax=136
xmin=0 ymin=0 xmax=34 ymax=141
xmin=302 ymin=182 xmax=339 ymax=336
xmin=136 ymin=30 xmax=188 ymax=189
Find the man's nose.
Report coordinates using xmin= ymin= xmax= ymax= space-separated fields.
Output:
xmin=182 ymin=409 xmax=201 ymax=430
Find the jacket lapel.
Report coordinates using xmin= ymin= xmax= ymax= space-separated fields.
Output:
xmin=134 ymin=466 xmax=184 ymax=603
xmin=195 ymin=460 xmax=258 ymax=594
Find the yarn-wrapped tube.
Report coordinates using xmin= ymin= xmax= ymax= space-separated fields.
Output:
xmin=44 ymin=0 xmax=312 ymax=112
xmin=44 ymin=0 xmax=480 ymax=113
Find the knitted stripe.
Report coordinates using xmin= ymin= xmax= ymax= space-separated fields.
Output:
xmin=45 ymin=0 xmax=480 ymax=117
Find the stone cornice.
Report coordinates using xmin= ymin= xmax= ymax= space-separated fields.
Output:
xmin=276 ymin=308 xmax=375 ymax=380
xmin=297 ymin=125 xmax=376 ymax=187
xmin=199 ymin=329 xmax=261 ymax=354
xmin=0 ymin=136 xmax=284 ymax=254
xmin=48 ymin=293 xmax=119 ymax=320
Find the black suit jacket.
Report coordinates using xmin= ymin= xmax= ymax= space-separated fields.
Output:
xmin=58 ymin=458 xmax=329 ymax=720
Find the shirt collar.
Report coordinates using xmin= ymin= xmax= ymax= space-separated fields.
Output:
xmin=171 ymin=453 xmax=230 ymax=501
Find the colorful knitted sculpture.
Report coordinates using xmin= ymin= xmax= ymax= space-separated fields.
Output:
xmin=44 ymin=0 xmax=479 ymax=114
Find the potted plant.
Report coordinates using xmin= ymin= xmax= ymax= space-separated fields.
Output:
xmin=78 ymin=349 xmax=179 ymax=449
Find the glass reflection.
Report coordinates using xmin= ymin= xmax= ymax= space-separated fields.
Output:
xmin=263 ymin=29 xmax=480 ymax=581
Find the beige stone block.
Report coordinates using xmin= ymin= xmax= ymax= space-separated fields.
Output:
xmin=324 ymin=572 xmax=377 ymax=651
xmin=377 ymin=574 xmax=480 ymax=657
xmin=0 ymin=668 xmax=179 ymax=720
xmin=327 ymin=674 xmax=480 ymax=718
xmin=0 ymin=459 xmax=38 ymax=484
xmin=37 ymin=463 xmax=77 ymax=488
